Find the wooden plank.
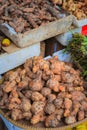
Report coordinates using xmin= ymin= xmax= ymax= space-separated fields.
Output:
xmin=2 ymin=43 xmax=21 ymax=53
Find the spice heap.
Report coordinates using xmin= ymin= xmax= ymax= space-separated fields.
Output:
xmin=0 ymin=56 xmax=87 ymax=128
xmin=0 ymin=0 xmax=65 ymax=33
xmin=51 ymin=0 xmax=87 ymax=20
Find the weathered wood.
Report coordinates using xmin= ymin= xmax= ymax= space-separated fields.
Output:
xmin=0 ymin=15 xmax=74 ymax=48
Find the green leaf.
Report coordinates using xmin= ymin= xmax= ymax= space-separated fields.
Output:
xmin=83 ymin=36 xmax=87 ymax=42
xmin=81 ymin=42 xmax=87 ymax=46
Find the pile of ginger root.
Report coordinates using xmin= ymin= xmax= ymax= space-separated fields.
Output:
xmin=51 ymin=0 xmax=87 ymax=20
xmin=0 ymin=56 xmax=87 ymax=128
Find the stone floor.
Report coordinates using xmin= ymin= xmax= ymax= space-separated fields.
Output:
xmin=0 ymin=118 xmax=8 ymax=130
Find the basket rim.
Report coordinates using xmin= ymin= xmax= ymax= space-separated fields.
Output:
xmin=0 ymin=108 xmax=87 ymax=130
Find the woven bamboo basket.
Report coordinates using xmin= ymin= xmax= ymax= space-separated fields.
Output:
xmin=0 ymin=50 xmax=87 ymax=130
xmin=0 ymin=108 xmax=87 ymax=130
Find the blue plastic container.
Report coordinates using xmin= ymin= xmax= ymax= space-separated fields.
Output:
xmin=0 ymin=115 xmax=23 ymax=130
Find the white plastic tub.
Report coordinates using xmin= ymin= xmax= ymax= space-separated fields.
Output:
xmin=53 ymin=49 xmax=71 ymax=62
xmin=55 ymin=28 xmax=81 ymax=46
xmin=0 ymin=43 xmax=40 ymax=74
xmin=73 ymin=16 xmax=87 ymax=27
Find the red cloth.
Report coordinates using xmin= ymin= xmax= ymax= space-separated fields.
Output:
xmin=82 ymin=25 xmax=87 ymax=36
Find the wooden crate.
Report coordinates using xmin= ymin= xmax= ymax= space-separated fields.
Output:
xmin=0 ymin=15 xmax=74 ymax=48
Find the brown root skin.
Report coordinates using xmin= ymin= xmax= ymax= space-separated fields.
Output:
xmin=64 ymin=98 xmax=72 ymax=109
xmin=45 ymin=103 xmax=56 ymax=114
xmin=31 ymin=111 xmax=45 ymax=124
xmin=22 ymin=90 xmax=32 ymax=99
xmin=62 ymin=0 xmax=87 ymax=20
xmin=31 ymin=101 xmax=45 ymax=114
xmin=23 ymin=111 xmax=32 ymax=120
xmin=54 ymin=97 xmax=63 ymax=109
xmin=71 ymin=101 xmax=81 ymax=116
xmin=47 ymin=78 xmax=59 ymax=92
xmin=3 ymin=80 xmax=16 ymax=93
xmin=45 ymin=114 xmax=59 ymax=128
xmin=50 ymin=60 xmax=65 ymax=75
xmin=31 ymin=92 xmax=45 ymax=101
xmin=0 ymin=56 xmax=87 ymax=127
xmin=64 ymin=109 xmax=71 ymax=117
xmin=18 ymin=80 xmax=28 ymax=89
xmin=47 ymin=94 xmax=56 ymax=103
xmin=0 ymin=0 xmax=63 ymax=33
xmin=78 ymin=110 xmax=85 ymax=121
xmin=50 ymin=0 xmax=63 ymax=5
xmin=41 ymin=87 xmax=51 ymax=97
xmin=11 ymin=109 xmax=23 ymax=121
xmin=65 ymin=116 xmax=76 ymax=125
xmin=29 ymin=78 xmax=43 ymax=91
xmin=21 ymin=98 xmax=31 ymax=112
xmin=71 ymin=91 xmax=86 ymax=101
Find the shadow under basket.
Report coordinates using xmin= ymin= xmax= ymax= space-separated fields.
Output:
xmin=0 ymin=109 xmax=87 ymax=130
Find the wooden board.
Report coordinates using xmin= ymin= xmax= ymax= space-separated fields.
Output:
xmin=0 ymin=15 xmax=74 ymax=48
xmin=2 ymin=43 xmax=21 ymax=53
